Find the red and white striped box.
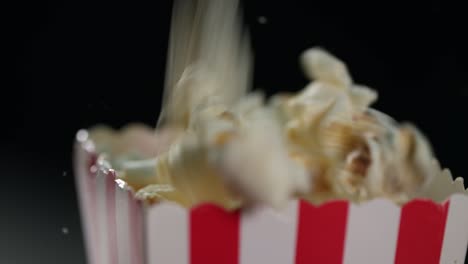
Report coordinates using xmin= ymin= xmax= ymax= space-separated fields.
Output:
xmin=74 ymin=130 xmax=468 ymax=264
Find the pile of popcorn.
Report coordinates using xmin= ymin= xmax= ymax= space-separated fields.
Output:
xmin=88 ymin=0 xmax=466 ymax=210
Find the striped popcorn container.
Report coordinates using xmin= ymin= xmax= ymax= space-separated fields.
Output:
xmin=74 ymin=130 xmax=468 ymax=264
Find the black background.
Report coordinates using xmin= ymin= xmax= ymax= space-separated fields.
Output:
xmin=6 ymin=0 xmax=468 ymax=263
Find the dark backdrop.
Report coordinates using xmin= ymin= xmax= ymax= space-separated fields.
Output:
xmin=6 ymin=0 xmax=468 ymax=263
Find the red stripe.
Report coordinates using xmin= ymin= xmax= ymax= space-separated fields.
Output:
xmin=106 ymin=171 xmax=118 ymax=264
xmin=87 ymin=153 xmax=98 ymax=225
xmin=86 ymin=153 xmax=97 ymax=216
xmin=88 ymin=152 xmax=98 ymax=169
xmin=295 ymin=200 xmax=349 ymax=264
xmin=190 ymin=205 xmax=240 ymax=264
xmin=394 ymin=199 xmax=450 ymax=264
xmin=86 ymin=152 xmax=99 ymax=263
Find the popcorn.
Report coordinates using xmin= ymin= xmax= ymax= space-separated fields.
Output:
xmin=82 ymin=0 xmax=464 ymax=210
xmin=212 ymin=107 xmax=310 ymax=209
xmin=363 ymin=123 xmax=438 ymax=201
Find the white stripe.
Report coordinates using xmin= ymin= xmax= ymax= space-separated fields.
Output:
xmin=115 ymin=184 xmax=131 ymax=264
xmin=96 ymin=169 xmax=110 ymax=264
xmin=74 ymin=143 xmax=97 ymax=264
xmin=240 ymin=201 xmax=298 ymax=264
xmin=342 ymin=199 xmax=401 ymax=264
xmin=133 ymin=199 xmax=145 ymax=264
xmin=146 ymin=203 xmax=189 ymax=264
xmin=440 ymin=194 xmax=468 ymax=264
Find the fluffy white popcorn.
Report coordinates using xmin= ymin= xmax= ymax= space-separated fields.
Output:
xmin=286 ymin=47 xmax=377 ymax=126
xmin=213 ymin=108 xmax=310 ymax=209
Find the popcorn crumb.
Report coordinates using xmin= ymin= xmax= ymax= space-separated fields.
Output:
xmin=257 ymin=16 xmax=268 ymax=24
